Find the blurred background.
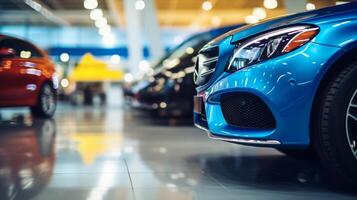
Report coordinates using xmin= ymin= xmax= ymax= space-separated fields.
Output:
xmin=0 ymin=0 xmax=352 ymax=106
xmin=1 ymin=1 xmax=357 ymax=200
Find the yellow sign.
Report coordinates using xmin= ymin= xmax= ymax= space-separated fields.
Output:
xmin=69 ymin=53 xmax=124 ymax=82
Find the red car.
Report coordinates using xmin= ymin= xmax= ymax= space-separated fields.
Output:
xmin=0 ymin=35 xmax=57 ymax=118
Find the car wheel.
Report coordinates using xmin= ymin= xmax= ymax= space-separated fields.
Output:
xmin=314 ymin=61 xmax=357 ymax=187
xmin=31 ymin=83 xmax=57 ymax=118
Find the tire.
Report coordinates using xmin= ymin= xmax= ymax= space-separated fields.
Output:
xmin=314 ymin=61 xmax=357 ymax=187
xmin=31 ymin=83 xmax=57 ymax=118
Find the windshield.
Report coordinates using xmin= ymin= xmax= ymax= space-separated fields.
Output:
xmin=160 ymin=33 xmax=211 ymax=71
xmin=151 ymin=33 xmax=211 ymax=71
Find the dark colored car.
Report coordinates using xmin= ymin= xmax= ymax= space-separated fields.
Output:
xmin=0 ymin=35 xmax=57 ymax=118
xmin=132 ymin=25 xmax=244 ymax=117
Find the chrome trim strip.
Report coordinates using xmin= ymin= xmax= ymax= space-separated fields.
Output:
xmin=207 ymin=132 xmax=281 ymax=145
xmin=195 ymin=122 xmax=280 ymax=145
xmin=202 ymin=57 xmax=218 ymax=64
xmin=195 ymin=45 xmax=219 ymax=86
xmin=201 ymin=68 xmax=215 ymax=76
xmin=194 ymin=124 xmax=209 ymax=132
xmin=200 ymin=45 xmax=218 ymax=53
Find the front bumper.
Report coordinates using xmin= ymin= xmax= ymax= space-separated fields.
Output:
xmin=194 ymin=42 xmax=341 ymax=147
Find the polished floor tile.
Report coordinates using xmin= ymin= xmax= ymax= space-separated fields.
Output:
xmin=0 ymin=102 xmax=356 ymax=200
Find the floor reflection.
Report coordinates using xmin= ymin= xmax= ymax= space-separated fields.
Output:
xmin=133 ymin=146 xmax=357 ymax=199
xmin=126 ymin=112 xmax=357 ymax=199
xmin=0 ymin=117 xmax=55 ymax=200
xmin=201 ymin=154 xmax=320 ymax=187
xmin=127 ymin=108 xmax=193 ymax=126
xmin=0 ymin=105 xmax=356 ymax=200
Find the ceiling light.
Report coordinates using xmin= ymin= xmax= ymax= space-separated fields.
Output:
xmin=84 ymin=0 xmax=98 ymax=10
xmin=202 ymin=1 xmax=213 ymax=11
xmin=305 ymin=3 xmax=316 ymax=10
xmin=95 ymin=17 xmax=107 ymax=28
xmin=135 ymin=0 xmax=145 ymax=10
xmin=110 ymin=55 xmax=121 ymax=64
xmin=99 ymin=25 xmax=111 ymax=35
xmin=263 ymin=0 xmax=278 ymax=9
xmin=90 ymin=9 xmax=103 ymax=20
xmin=245 ymin=15 xmax=259 ymax=24
xmin=60 ymin=53 xmax=69 ymax=62
xmin=25 ymin=0 xmax=68 ymax=25
xmin=252 ymin=7 xmax=267 ymax=20
xmin=211 ymin=16 xmax=221 ymax=27
xmin=102 ymin=34 xmax=116 ymax=47
xmin=139 ymin=60 xmax=150 ymax=72
xmin=124 ymin=73 xmax=134 ymax=83
xmin=25 ymin=0 xmax=42 ymax=11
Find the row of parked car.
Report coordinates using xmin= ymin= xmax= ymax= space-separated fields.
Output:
xmin=1 ymin=2 xmax=357 ymax=188
xmin=124 ymin=24 xmax=244 ymax=117
xmin=126 ymin=2 xmax=357 ymax=187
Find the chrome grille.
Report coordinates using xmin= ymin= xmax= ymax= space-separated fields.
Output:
xmin=194 ymin=46 xmax=219 ymax=86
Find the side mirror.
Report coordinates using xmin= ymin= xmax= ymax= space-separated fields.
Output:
xmin=0 ymin=47 xmax=16 ymax=59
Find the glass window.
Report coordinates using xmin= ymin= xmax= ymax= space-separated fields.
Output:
xmin=151 ymin=33 xmax=211 ymax=71
xmin=160 ymin=33 xmax=211 ymax=71
xmin=0 ymin=38 xmax=43 ymax=58
xmin=166 ymin=33 xmax=210 ymax=62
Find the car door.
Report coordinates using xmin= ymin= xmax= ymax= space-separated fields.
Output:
xmin=0 ymin=38 xmax=48 ymax=101
xmin=0 ymin=38 xmax=23 ymax=100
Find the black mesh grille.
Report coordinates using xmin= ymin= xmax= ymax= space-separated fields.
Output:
xmin=194 ymin=46 xmax=219 ymax=86
xmin=221 ymin=93 xmax=276 ymax=129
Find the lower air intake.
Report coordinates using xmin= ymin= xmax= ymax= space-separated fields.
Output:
xmin=221 ymin=93 xmax=276 ymax=129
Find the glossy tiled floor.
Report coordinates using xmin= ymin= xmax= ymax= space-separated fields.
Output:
xmin=0 ymin=103 xmax=357 ymax=200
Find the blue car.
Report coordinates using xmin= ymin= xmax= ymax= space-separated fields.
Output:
xmin=194 ymin=3 xmax=357 ymax=184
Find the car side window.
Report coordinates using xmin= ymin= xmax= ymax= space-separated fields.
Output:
xmin=0 ymin=38 xmax=43 ymax=58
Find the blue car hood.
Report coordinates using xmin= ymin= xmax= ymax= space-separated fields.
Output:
xmin=196 ymin=2 xmax=357 ymax=92
xmin=227 ymin=2 xmax=357 ymax=44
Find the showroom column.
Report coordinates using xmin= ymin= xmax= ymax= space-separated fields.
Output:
xmin=142 ymin=0 xmax=165 ymax=62
xmin=284 ymin=0 xmax=307 ymax=13
xmin=123 ymin=0 xmax=143 ymax=75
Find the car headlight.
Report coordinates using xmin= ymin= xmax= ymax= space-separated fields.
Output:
xmin=227 ymin=25 xmax=319 ymax=72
